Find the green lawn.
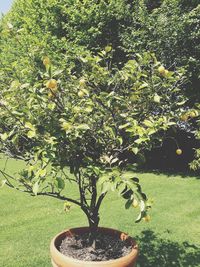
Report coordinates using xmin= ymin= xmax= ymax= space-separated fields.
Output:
xmin=0 ymin=158 xmax=200 ymax=267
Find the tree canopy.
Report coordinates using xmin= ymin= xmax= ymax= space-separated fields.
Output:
xmin=0 ymin=0 xmax=200 ymax=172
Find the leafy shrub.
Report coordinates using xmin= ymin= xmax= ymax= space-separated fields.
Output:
xmin=0 ymin=0 xmax=199 ymax=174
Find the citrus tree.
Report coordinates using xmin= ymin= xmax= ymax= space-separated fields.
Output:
xmin=0 ymin=42 xmax=186 ymax=247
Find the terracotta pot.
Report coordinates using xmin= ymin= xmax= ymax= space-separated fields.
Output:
xmin=50 ymin=227 xmax=139 ymax=267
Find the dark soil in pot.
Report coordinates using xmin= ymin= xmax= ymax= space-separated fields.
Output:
xmin=59 ymin=231 xmax=132 ymax=261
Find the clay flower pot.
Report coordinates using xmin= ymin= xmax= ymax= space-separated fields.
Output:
xmin=50 ymin=227 xmax=139 ymax=267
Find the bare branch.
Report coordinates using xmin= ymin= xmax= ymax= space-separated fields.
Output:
xmin=77 ymin=171 xmax=88 ymax=207
xmin=37 ymin=192 xmax=82 ymax=206
xmin=90 ymin=175 xmax=97 ymax=210
xmin=96 ymin=192 xmax=107 ymax=212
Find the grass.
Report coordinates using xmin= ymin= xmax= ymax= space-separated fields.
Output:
xmin=0 ymin=157 xmax=200 ymax=267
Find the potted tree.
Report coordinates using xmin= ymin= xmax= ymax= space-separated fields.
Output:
xmin=0 ymin=47 xmax=185 ymax=266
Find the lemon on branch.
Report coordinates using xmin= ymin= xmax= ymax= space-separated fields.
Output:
xmin=158 ymin=65 xmax=165 ymax=75
xmin=132 ymin=199 xmax=139 ymax=208
xmin=176 ymin=149 xmax=182 ymax=155
xmin=46 ymin=79 xmax=58 ymax=90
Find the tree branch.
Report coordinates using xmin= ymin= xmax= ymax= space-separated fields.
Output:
xmin=77 ymin=171 xmax=88 ymax=208
xmin=0 ymin=170 xmax=82 ymax=207
xmin=37 ymin=192 xmax=82 ymax=206
xmin=96 ymin=192 xmax=107 ymax=212
xmin=90 ymin=175 xmax=97 ymax=210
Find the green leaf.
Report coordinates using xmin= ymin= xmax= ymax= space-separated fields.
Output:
xmin=48 ymin=103 xmax=56 ymax=110
xmin=105 ymin=45 xmax=112 ymax=53
xmin=117 ymin=137 xmax=123 ymax=145
xmin=101 ymin=182 xmax=111 ymax=194
xmin=132 ymin=147 xmax=139 ymax=155
xmin=135 ymin=200 xmax=147 ymax=223
xmin=110 ymin=157 xmax=118 ymax=164
xmin=148 ymin=129 xmax=156 ymax=135
xmin=80 ymin=56 xmax=88 ymax=63
xmin=61 ymin=122 xmax=73 ymax=132
xmin=105 ymin=126 xmax=116 ymax=139
xmin=93 ymin=166 xmax=100 ymax=176
xmin=139 ymin=82 xmax=148 ymax=90
xmin=39 ymin=169 xmax=47 ymax=177
xmin=85 ymin=106 xmax=93 ymax=113
xmin=167 ymin=121 xmax=176 ymax=126
xmin=81 ymin=88 xmax=89 ymax=95
xmin=131 ymin=177 xmax=139 ymax=183
xmin=98 ymin=174 xmax=108 ymax=185
xmin=25 ymin=122 xmax=36 ymax=131
xmin=153 ymin=94 xmax=161 ymax=103
xmin=55 ymin=177 xmax=65 ymax=190
xmin=177 ymin=100 xmax=187 ymax=106
xmin=0 ymin=133 xmax=8 ymax=141
xmin=76 ymin=124 xmax=90 ymax=130
xmin=121 ymin=188 xmax=133 ymax=199
xmin=135 ymin=212 xmax=143 ymax=223
xmin=140 ymin=200 xmax=146 ymax=212
xmin=117 ymin=183 xmax=127 ymax=195
xmin=135 ymin=137 xmax=148 ymax=144
xmin=121 ymin=172 xmax=136 ymax=179
xmin=32 ymin=181 xmax=39 ymax=195
xmin=119 ymin=123 xmax=130 ymax=130
xmin=28 ymin=165 xmax=34 ymax=175
xmin=125 ymin=199 xmax=133 ymax=209
xmin=143 ymin=120 xmax=153 ymax=127
xmin=27 ymin=130 xmax=36 ymax=138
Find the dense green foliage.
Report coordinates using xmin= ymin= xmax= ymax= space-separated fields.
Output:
xmin=0 ymin=45 xmax=186 ymax=232
xmin=0 ymin=0 xmax=199 ymax=171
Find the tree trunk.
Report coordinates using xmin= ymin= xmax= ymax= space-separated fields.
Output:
xmin=88 ymin=212 xmax=100 ymax=250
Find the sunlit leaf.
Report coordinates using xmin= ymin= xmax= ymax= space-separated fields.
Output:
xmin=27 ymin=130 xmax=36 ymax=138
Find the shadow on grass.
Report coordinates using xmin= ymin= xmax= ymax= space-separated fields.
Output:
xmin=136 ymin=230 xmax=200 ymax=267
xmin=136 ymin=167 xmax=200 ymax=180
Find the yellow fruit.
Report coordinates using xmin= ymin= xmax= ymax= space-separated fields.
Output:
xmin=164 ymin=69 xmax=169 ymax=77
xmin=46 ymin=79 xmax=57 ymax=90
xmin=64 ymin=201 xmax=71 ymax=212
xmin=132 ymin=199 xmax=139 ymax=208
xmin=79 ymin=78 xmax=86 ymax=87
xmin=180 ymin=114 xmax=188 ymax=122
xmin=190 ymin=112 xmax=196 ymax=118
xmin=78 ymin=90 xmax=85 ymax=98
xmin=143 ymin=215 xmax=151 ymax=222
xmin=176 ymin=149 xmax=182 ymax=155
xmin=158 ymin=65 xmax=166 ymax=75
xmin=189 ymin=110 xmax=198 ymax=118
xmin=43 ymin=56 xmax=50 ymax=66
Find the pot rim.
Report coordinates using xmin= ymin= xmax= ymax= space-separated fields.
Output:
xmin=50 ymin=226 xmax=139 ymax=265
